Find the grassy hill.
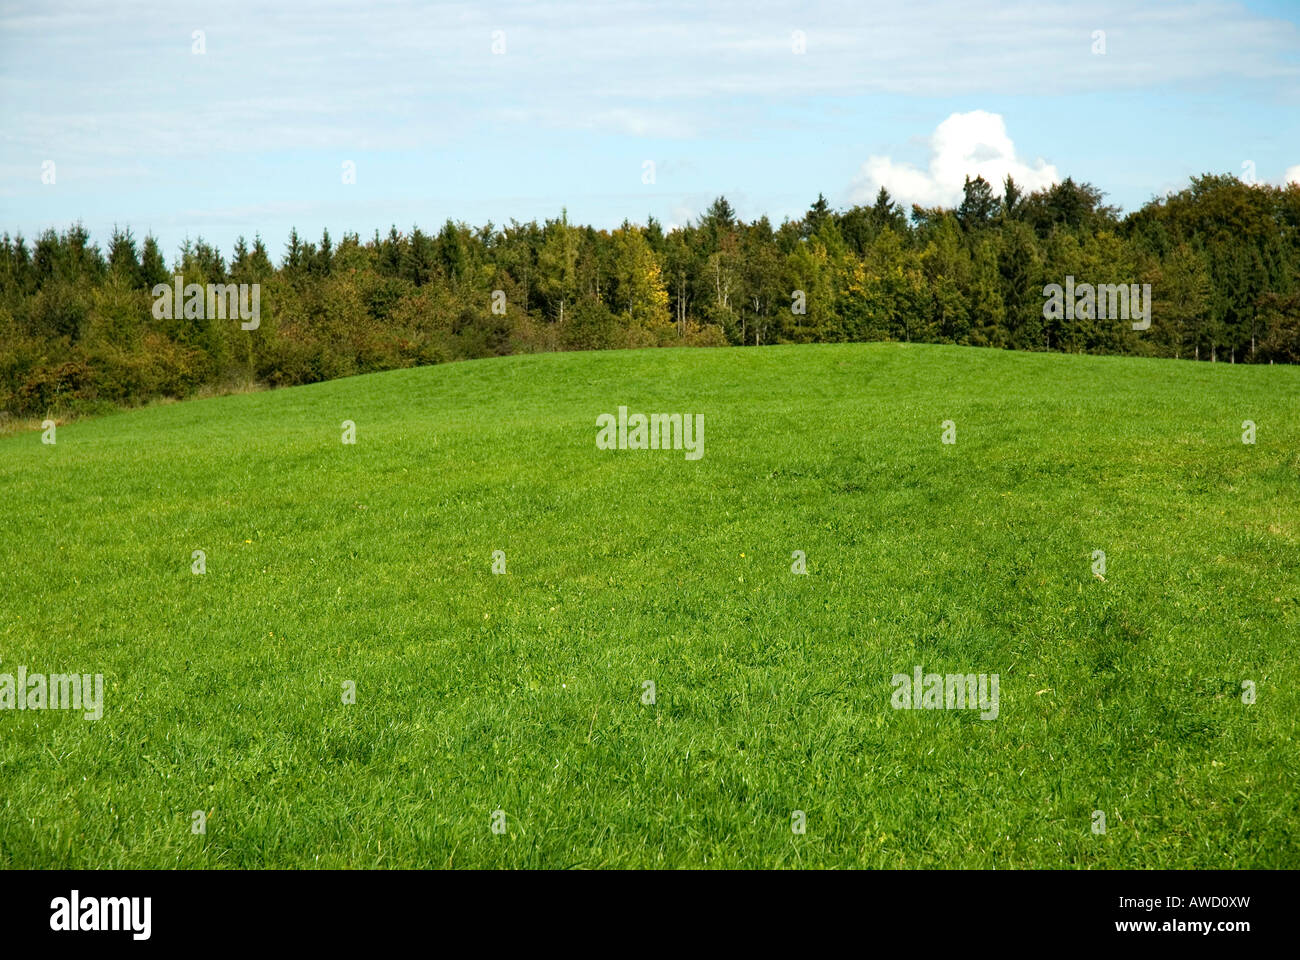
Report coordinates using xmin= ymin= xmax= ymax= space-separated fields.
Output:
xmin=1 ymin=342 xmax=1297 ymax=868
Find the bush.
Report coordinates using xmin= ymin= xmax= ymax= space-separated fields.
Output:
xmin=563 ymin=297 xmax=617 ymax=351
xmin=14 ymin=357 xmax=96 ymax=415
xmin=685 ymin=323 xmax=728 ymax=347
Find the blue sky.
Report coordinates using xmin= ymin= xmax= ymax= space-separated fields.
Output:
xmin=2 ymin=0 xmax=1298 ymax=262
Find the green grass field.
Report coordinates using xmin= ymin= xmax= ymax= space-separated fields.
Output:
xmin=1 ymin=342 xmax=1297 ymax=868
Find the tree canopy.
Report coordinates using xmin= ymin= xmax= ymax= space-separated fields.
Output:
xmin=3 ymin=170 xmax=1298 ymax=418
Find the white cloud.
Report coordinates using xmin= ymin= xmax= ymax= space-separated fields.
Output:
xmin=1285 ymin=165 xmax=1300 ymax=186
xmin=3 ymin=1 xmax=1297 ymax=254
xmin=850 ymin=111 xmax=1059 ymax=208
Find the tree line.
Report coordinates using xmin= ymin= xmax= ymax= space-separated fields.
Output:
xmin=3 ymin=171 xmax=1299 ymax=419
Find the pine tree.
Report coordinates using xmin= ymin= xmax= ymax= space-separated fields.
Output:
xmin=957 ymin=176 xmax=996 ymax=232
xmin=140 ymin=235 xmax=169 ymax=289
xmin=108 ymin=226 xmax=140 ymax=286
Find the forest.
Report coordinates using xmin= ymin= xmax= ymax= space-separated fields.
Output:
xmin=3 ymin=171 xmax=1299 ymax=420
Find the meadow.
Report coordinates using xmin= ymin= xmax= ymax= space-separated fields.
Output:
xmin=0 ymin=341 xmax=1296 ymax=868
